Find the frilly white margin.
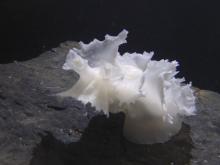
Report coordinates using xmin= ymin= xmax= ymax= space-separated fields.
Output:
xmin=58 ymin=30 xmax=196 ymax=144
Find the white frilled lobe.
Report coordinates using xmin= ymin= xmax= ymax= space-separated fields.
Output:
xmin=59 ymin=30 xmax=196 ymax=144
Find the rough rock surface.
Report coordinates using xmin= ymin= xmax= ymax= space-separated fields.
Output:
xmin=0 ymin=41 xmax=220 ymax=165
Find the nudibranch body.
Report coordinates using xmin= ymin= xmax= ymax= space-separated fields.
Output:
xmin=59 ymin=30 xmax=196 ymax=144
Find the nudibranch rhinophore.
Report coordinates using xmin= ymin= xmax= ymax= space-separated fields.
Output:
xmin=58 ymin=30 xmax=196 ymax=144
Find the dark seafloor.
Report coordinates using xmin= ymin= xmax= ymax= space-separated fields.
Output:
xmin=0 ymin=42 xmax=220 ymax=165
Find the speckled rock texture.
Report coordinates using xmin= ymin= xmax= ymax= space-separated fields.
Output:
xmin=0 ymin=41 xmax=219 ymax=165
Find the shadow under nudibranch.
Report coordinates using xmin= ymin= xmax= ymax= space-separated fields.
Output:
xmin=30 ymin=113 xmax=193 ymax=165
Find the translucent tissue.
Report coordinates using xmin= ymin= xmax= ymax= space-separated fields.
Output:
xmin=59 ymin=30 xmax=196 ymax=144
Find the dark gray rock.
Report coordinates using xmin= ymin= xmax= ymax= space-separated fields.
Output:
xmin=0 ymin=41 xmax=219 ymax=165
xmin=185 ymin=90 xmax=220 ymax=165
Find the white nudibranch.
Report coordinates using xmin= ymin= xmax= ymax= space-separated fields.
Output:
xmin=58 ymin=30 xmax=196 ymax=144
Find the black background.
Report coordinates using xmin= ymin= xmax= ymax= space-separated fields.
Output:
xmin=1 ymin=0 xmax=219 ymax=92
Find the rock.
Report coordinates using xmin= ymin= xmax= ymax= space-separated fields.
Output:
xmin=185 ymin=90 xmax=220 ymax=165
xmin=0 ymin=41 xmax=219 ymax=165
